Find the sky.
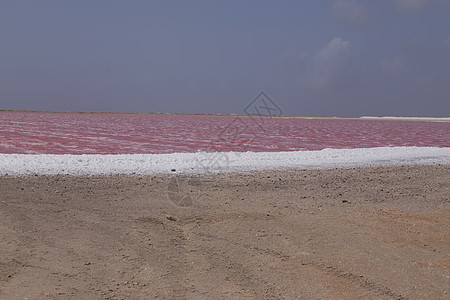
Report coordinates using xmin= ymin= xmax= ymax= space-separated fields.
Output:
xmin=1 ymin=0 xmax=450 ymax=117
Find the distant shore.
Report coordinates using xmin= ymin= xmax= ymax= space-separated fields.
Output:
xmin=1 ymin=109 xmax=449 ymax=122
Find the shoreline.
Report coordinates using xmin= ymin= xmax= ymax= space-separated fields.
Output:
xmin=1 ymin=164 xmax=449 ymax=299
xmin=2 ymin=147 xmax=450 ymax=176
xmin=2 ymin=109 xmax=449 ymax=122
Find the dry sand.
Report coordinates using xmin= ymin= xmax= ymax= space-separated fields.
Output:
xmin=0 ymin=165 xmax=449 ymax=299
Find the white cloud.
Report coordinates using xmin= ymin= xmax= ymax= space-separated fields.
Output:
xmin=333 ymin=0 xmax=366 ymax=23
xmin=394 ymin=0 xmax=429 ymax=11
xmin=310 ymin=37 xmax=354 ymax=88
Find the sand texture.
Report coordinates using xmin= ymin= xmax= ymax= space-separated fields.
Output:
xmin=0 ymin=165 xmax=449 ymax=299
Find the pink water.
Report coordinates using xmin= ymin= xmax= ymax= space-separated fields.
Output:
xmin=0 ymin=111 xmax=449 ymax=154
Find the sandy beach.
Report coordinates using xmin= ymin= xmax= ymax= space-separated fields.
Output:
xmin=1 ymin=165 xmax=449 ymax=299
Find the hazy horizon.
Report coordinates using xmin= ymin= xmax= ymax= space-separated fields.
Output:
xmin=1 ymin=1 xmax=450 ymax=117
xmin=2 ymin=109 xmax=450 ymax=119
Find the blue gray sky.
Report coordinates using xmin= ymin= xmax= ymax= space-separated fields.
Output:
xmin=1 ymin=0 xmax=450 ymax=116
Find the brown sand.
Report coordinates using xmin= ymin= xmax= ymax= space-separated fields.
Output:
xmin=0 ymin=165 xmax=449 ymax=299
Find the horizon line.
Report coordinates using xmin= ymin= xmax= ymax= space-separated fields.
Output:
xmin=1 ymin=109 xmax=449 ymax=122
